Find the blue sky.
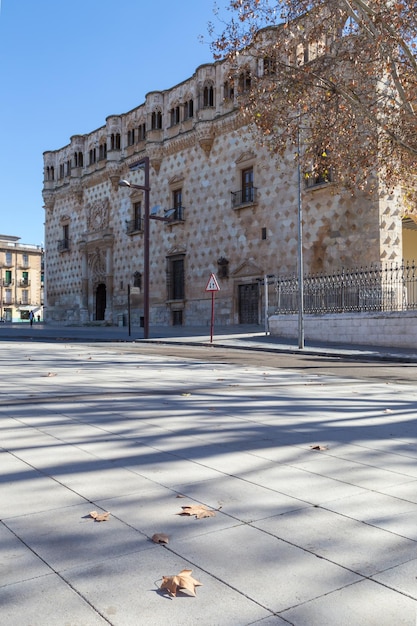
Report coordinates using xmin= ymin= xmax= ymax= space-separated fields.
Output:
xmin=0 ymin=0 xmax=231 ymax=245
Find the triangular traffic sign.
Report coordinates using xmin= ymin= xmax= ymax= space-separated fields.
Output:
xmin=205 ymin=273 xmax=220 ymax=292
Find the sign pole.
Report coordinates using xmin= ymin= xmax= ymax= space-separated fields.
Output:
xmin=127 ymin=284 xmax=131 ymax=337
xmin=210 ymin=291 xmax=215 ymax=343
xmin=205 ymin=273 xmax=220 ymax=344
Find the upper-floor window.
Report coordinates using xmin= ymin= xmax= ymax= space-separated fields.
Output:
xmin=202 ymin=84 xmax=214 ymax=108
xmin=66 ymin=160 xmax=71 ymax=176
xmin=231 ymin=165 xmax=257 ymax=207
xmin=223 ymin=79 xmax=234 ymax=100
xmin=22 ymin=254 xmax=29 ymax=268
xmin=74 ymin=151 xmax=83 ymax=167
xmin=89 ymin=148 xmax=96 ymax=165
xmin=59 ymin=163 xmax=65 ymax=178
xmin=98 ymin=142 xmax=107 ymax=160
xmin=110 ymin=133 xmax=121 ymax=150
xmin=263 ymin=56 xmax=277 ymax=76
xmin=238 ymin=70 xmax=251 ymax=94
xmin=172 ymin=188 xmax=184 ymax=221
xmin=127 ymin=129 xmax=135 ymax=146
xmin=5 ymin=252 xmax=12 ymax=266
xmin=170 ymin=106 xmax=180 ymax=126
xmin=183 ymin=99 xmax=194 ymax=120
xmin=138 ymin=123 xmax=146 ymax=141
xmin=127 ymin=201 xmax=142 ymax=234
xmin=45 ymin=166 xmax=55 ymax=181
xmin=151 ymin=110 xmax=163 ymax=130
xmin=242 ymin=167 xmax=254 ymax=203
xmin=58 ymin=224 xmax=70 ymax=251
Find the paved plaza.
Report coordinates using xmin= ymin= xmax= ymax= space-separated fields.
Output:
xmin=1 ymin=333 xmax=417 ymax=625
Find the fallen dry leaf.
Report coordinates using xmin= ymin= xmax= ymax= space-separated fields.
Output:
xmin=176 ymin=504 xmax=216 ymax=519
xmin=181 ymin=393 xmax=191 ymax=397
xmin=42 ymin=372 xmax=57 ymax=377
xmin=160 ymin=569 xmax=202 ymax=597
xmin=152 ymin=533 xmax=169 ymax=544
xmin=384 ymin=408 xmax=393 ymax=413
xmin=310 ymin=445 xmax=328 ymax=451
xmin=175 ymin=494 xmax=186 ymax=498
xmin=89 ymin=510 xmax=110 ymax=522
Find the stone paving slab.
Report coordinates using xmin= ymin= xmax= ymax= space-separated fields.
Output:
xmin=371 ymin=558 xmax=417 ymax=600
xmin=323 ymin=490 xmax=417 ymax=540
xmin=4 ymin=503 xmax=155 ymax=573
xmin=172 ymin=524 xmax=361 ymax=614
xmin=0 ymin=523 xmax=51 ymax=585
xmin=281 ymin=578 xmax=417 ymax=626
xmin=61 ymin=547 xmax=271 ymax=626
xmin=254 ymin=507 xmax=417 ymax=577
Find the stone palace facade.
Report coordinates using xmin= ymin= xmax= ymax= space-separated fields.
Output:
xmin=42 ymin=29 xmax=411 ymax=328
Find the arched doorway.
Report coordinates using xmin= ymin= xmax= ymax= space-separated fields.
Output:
xmin=96 ymin=283 xmax=106 ymax=321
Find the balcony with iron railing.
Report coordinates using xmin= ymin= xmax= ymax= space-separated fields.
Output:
xmin=126 ymin=218 xmax=143 ymax=234
xmin=2 ymin=278 xmax=14 ymax=287
xmin=166 ymin=206 xmax=185 ymax=223
xmin=19 ymin=279 xmax=31 ymax=287
xmin=58 ymin=238 xmax=70 ymax=252
xmin=231 ymin=186 xmax=257 ymax=208
xmin=305 ymin=168 xmax=334 ymax=189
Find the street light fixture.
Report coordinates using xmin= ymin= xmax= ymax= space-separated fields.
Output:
xmin=119 ymin=157 xmax=174 ymax=339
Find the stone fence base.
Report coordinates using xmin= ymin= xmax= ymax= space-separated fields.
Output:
xmin=269 ymin=311 xmax=416 ymax=349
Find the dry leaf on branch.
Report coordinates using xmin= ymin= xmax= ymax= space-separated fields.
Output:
xmin=89 ymin=510 xmax=110 ymax=522
xmin=152 ymin=533 xmax=169 ymax=544
xmin=176 ymin=504 xmax=217 ymax=519
xmin=160 ymin=569 xmax=202 ymax=597
xmin=310 ymin=445 xmax=328 ymax=451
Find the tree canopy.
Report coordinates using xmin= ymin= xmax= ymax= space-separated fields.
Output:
xmin=211 ymin=0 xmax=417 ymax=201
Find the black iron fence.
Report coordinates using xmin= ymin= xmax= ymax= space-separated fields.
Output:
xmin=274 ymin=261 xmax=417 ymax=314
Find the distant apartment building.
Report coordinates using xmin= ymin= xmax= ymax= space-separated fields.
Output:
xmin=0 ymin=235 xmax=43 ymax=322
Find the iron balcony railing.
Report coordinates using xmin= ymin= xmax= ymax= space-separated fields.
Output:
xmin=126 ymin=218 xmax=143 ymax=234
xmin=231 ymin=186 xmax=257 ymax=208
xmin=168 ymin=206 xmax=185 ymax=222
xmin=275 ymin=261 xmax=417 ymax=314
xmin=57 ymin=239 xmax=70 ymax=251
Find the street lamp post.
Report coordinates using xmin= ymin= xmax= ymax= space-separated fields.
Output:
xmin=296 ymin=111 xmax=305 ymax=350
xmin=119 ymin=158 xmax=175 ymax=340
xmin=119 ymin=157 xmax=150 ymax=339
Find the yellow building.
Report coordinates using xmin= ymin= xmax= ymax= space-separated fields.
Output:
xmin=0 ymin=235 xmax=43 ymax=323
